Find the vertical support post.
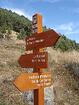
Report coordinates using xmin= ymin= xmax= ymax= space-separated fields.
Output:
xmin=32 ymin=13 xmax=44 ymax=105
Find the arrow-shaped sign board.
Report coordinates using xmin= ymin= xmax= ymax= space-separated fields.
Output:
xmin=14 ymin=72 xmax=52 ymax=92
xmin=26 ymin=29 xmax=60 ymax=50
xmin=18 ymin=52 xmax=48 ymax=68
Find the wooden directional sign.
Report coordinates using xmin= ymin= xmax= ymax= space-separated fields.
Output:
xmin=14 ymin=72 xmax=52 ymax=92
xmin=26 ymin=29 xmax=60 ymax=50
xmin=18 ymin=52 xmax=48 ymax=68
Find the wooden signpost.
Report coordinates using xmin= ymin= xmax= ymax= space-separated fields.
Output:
xmin=13 ymin=13 xmax=60 ymax=105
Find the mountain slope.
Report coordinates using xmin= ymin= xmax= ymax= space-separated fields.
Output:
xmin=0 ymin=8 xmax=32 ymax=35
xmin=55 ymin=35 xmax=79 ymax=51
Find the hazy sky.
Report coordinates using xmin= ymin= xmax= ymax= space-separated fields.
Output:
xmin=0 ymin=0 xmax=79 ymax=42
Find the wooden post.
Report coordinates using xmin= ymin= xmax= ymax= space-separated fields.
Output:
xmin=32 ymin=14 xmax=44 ymax=105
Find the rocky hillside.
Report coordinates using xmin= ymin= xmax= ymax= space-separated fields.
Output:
xmin=0 ymin=39 xmax=79 ymax=105
xmin=0 ymin=39 xmax=26 ymax=105
xmin=48 ymin=48 xmax=79 ymax=105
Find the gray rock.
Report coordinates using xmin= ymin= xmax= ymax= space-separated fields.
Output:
xmin=23 ymin=85 xmax=54 ymax=105
xmin=45 ymin=85 xmax=54 ymax=105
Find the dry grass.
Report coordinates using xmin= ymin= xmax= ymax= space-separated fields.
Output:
xmin=48 ymin=47 xmax=79 ymax=105
xmin=0 ymin=39 xmax=28 ymax=105
xmin=0 ymin=40 xmax=79 ymax=105
xmin=48 ymin=47 xmax=79 ymax=64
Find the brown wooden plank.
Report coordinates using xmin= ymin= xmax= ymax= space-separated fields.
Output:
xmin=26 ymin=29 xmax=60 ymax=50
xmin=18 ymin=52 xmax=48 ymax=68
